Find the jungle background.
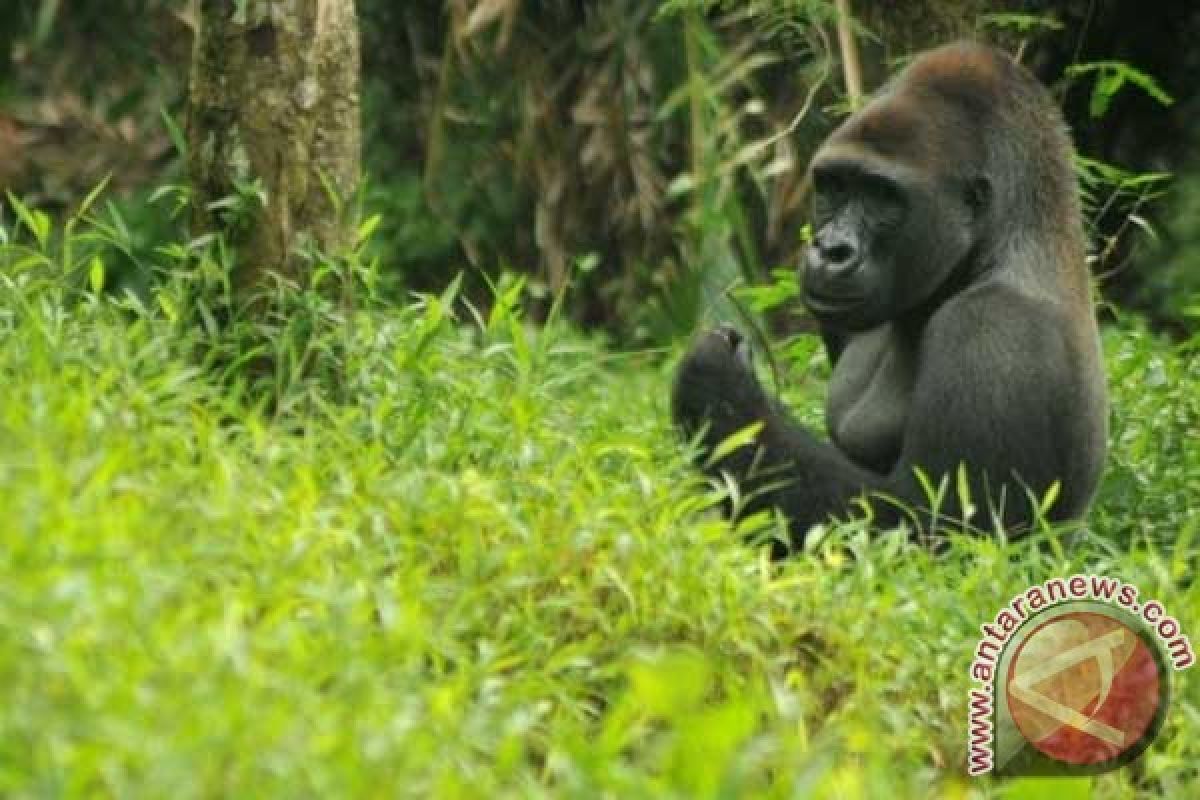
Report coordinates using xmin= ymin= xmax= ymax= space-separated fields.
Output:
xmin=3 ymin=1 xmax=1200 ymax=341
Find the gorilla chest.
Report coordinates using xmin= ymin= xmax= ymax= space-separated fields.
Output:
xmin=825 ymin=326 xmax=917 ymax=473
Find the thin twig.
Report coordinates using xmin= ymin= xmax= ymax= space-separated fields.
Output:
xmin=834 ymin=0 xmax=863 ymax=108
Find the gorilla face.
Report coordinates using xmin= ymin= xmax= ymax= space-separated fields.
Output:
xmin=803 ymin=159 xmax=907 ymax=329
xmin=803 ymin=142 xmax=985 ymax=331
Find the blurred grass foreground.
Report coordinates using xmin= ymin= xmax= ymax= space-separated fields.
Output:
xmin=0 ymin=206 xmax=1197 ymax=797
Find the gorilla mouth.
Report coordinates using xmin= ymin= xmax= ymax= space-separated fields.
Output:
xmin=803 ymin=286 xmax=864 ymax=316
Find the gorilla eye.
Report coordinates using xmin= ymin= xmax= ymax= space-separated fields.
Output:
xmin=859 ymin=173 xmax=901 ymax=200
xmin=862 ymin=177 xmax=906 ymax=223
xmin=812 ymin=170 xmax=851 ymax=222
xmin=813 ymin=170 xmax=848 ymax=201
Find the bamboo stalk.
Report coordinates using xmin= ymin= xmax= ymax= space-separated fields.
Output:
xmin=834 ymin=0 xmax=863 ymax=108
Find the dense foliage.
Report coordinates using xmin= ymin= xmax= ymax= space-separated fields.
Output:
xmin=0 ymin=212 xmax=1197 ymax=796
xmin=3 ymin=2 xmax=1199 ymax=337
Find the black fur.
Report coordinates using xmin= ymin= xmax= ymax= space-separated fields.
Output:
xmin=672 ymin=42 xmax=1107 ymax=554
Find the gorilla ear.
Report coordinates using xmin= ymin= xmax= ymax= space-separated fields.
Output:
xmin=966 ymin=175 xmax=992 ymax=218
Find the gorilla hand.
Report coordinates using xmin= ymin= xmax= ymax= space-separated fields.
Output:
xmin=671 ymin=325 xmax=769 ymax=460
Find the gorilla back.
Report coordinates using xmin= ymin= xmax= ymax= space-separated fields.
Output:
xmin=672 ymin=41 xmax=1107 ymax=551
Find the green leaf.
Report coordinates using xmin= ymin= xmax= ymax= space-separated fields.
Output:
xmin=1089 ymin=71 xmax=1124 ymax=118
xmin=1121 ymin=65 xmax=1174 ymax=107
xmin=575 ymin=252 xmax=601 ymax=274
xmin=88 ymin=256 xmax=105 ymax=293
xmin=159 ymin=107 xmax=189 ymax=158
xmin=1038 ymin=480 xmax=1062 ymax=517
xmin=912 ymin=465 xmax=946 ymax=511
xmin=706 ymin=421 xmax=763 ymax=467
xmin=6 ymin=192 xmax=51 ymax=250
xmin=979 ymin=12 xmax=1063 ymax=33
xmin=157 ymin=291 xmax=179 ymax=322
xmin=356 ymin=213 xmax=383 ymax=245
xmin=75 ymin=175 xmax=112 ymax=220
xmin=1069 ymin=61 xmax=1175 ymax=118
xmin=955 ymin=462 xmax=976 ymax=521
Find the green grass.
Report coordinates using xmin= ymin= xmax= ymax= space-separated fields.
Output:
xmin=0 ymin=245 xmax=1197 ymax=797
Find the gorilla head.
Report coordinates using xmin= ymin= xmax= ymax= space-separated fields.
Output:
xmin=803 ymin=49 xmax=1034 ymax=333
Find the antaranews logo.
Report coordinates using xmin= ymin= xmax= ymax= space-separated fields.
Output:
xmin=966 ymin=575 xmax=1194 ymax=776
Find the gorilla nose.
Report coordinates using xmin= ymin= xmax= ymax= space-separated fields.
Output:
xmin=805 ymin=234 xmax=865 ymax=310
xmin=811 ymin=235 xmax=859 ymax=272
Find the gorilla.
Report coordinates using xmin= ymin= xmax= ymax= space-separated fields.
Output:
xmin=672 ymin=41 xmax=1107 ymax=552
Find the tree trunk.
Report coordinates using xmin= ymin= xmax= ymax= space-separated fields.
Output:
xmin=187 ymin=0 xmax=360 ymax=298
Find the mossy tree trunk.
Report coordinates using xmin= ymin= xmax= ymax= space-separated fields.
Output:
xmin=187 ymin=0 xmax=360 ymax=300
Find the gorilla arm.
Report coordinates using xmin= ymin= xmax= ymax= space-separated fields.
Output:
xmin=671 ymin=287 xmax=1075 ymax=548
xmin=672 ymin=327 xmax=884 ymax=540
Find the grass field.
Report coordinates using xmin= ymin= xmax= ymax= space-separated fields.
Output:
xmin=0 ymin=253 xmax=1197 ymax=797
